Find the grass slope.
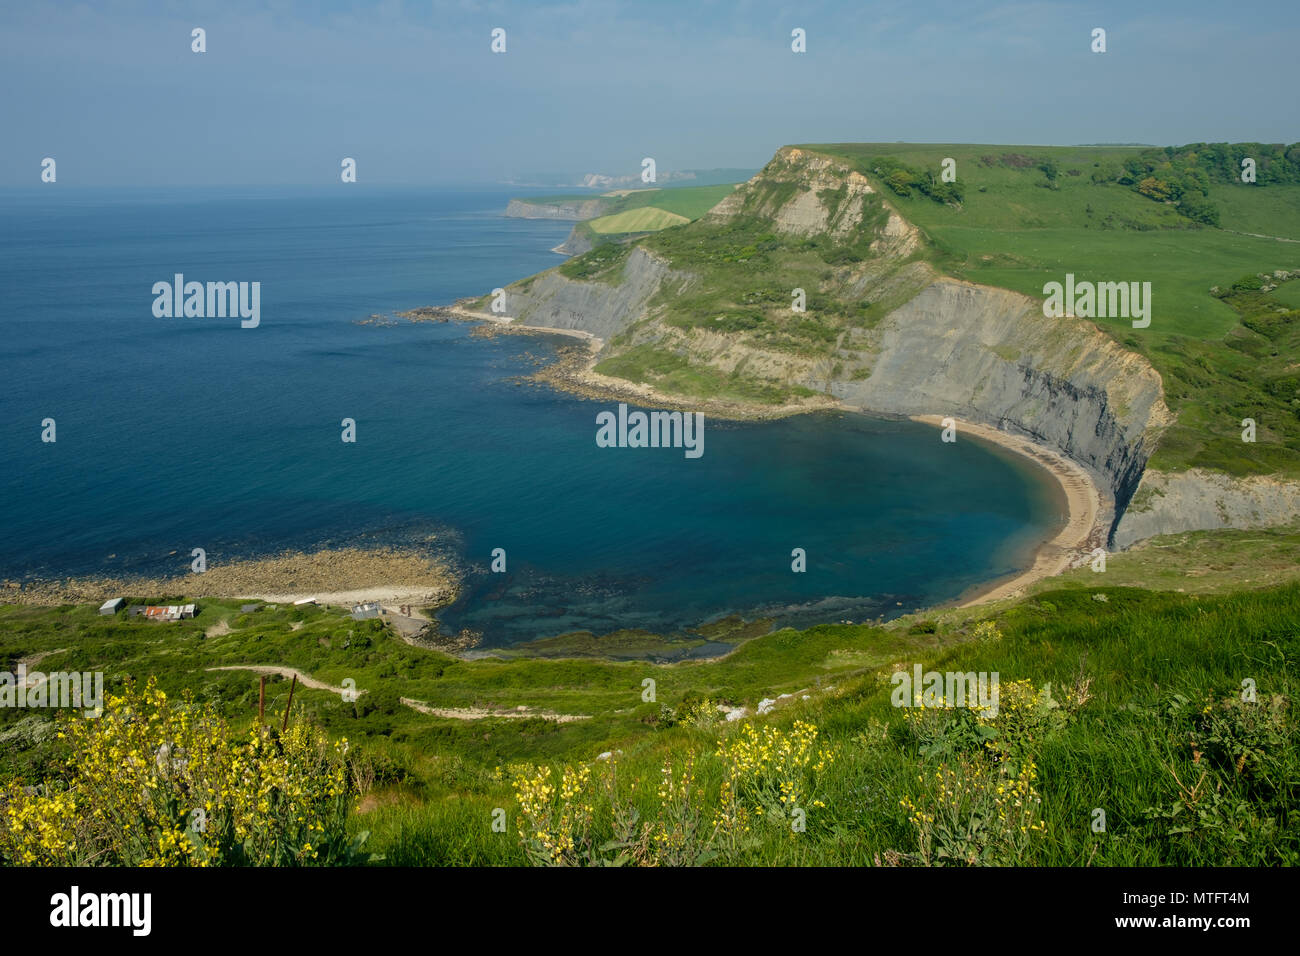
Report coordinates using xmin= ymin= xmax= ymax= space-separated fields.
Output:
xmin=800 ymin=143 xmax=1300 ymax=477
xmin=547 ymin=143 xmax=1300 ymax=476
xmin=517 ymin=184 xmax=738 ymax=230
xmin=588 ymin=207 xmax=690 ymax=234
xmin=4 ymin=570 xmax=1297 ymax=865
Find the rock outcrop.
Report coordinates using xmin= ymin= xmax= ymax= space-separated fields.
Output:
xmin=707 ymin=146 xmax=921 ymax=257
xmin=486 ymin=145 xmax=1300 ymax=549
xmin=502 ymin=246 xmax=680 ymax=342
xmin=1113 ymin=469 xmax=1300 ymax=548
xmin=552 ymin=226 xmax=594 ymax=256
xmin=505 ymin=198 xmax=607 ymax=221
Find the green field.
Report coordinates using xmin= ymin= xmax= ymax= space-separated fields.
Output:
xmin=630 ymin=184 xmax=737 ymax=219
xmin=517 ymin=183 xmax=737 ymax=222
xmin=7 ymin=144 xmax=1300 ymax=868
xmin=4 ymin=551 xmax=1298 ymax=865
xmin=1272 ymin=278 xmax=1300 ymax=308
xmin=587 ymin=206 xmax=690 ymax=234
xmin=1211 ymin=183 xmax=1300 ymax=240
xmin=520 ymin=183 xmax=739 ymax=240
xmin=549 ymin=143 xmax=1300 ymax=476
xmin=804 ymin=143 xmax=1295 ymax=343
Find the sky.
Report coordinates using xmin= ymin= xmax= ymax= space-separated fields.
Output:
xmin=2 ymin=0 xmax=1297 ymax=186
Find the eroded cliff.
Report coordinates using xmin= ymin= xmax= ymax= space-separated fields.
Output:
xmin=487 ymin=146 xmax=1297 ymax=548
xmin=505 ymin=198 xmax=608 ymax=221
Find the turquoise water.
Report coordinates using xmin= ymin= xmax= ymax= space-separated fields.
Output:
xmin=0 ymin=186 xmax=1062 ymax=647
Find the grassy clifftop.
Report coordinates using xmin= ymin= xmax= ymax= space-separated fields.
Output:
xmin=4 ymin=549 xmax=1299 ymax=865
xmin=541 ymin=142 xmax=1300 ymax=481
xmin=803 ymin=143 xmax=1300 ymax=477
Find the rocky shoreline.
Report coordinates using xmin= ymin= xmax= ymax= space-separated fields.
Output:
xmin=412 ymin=300 xmax=840 ymax=423
xmin=0 ymin=295 xmax=1103 ymax=627
xmin=2 ymin=547 xmax=460 ymax=610
xmin=410 ymin=300 xmax=1109 ymax=608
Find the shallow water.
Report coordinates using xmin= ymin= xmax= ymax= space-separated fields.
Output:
xmin=0 ymin=185 xmax=1062 ymax=646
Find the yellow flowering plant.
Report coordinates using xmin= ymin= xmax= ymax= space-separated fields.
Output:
xmin=976 ymin=679 xmax=1072 ymax=763
xmin=0 ymin=678 xmax=369 ymax=867
xmin=713 ymin=720 xmax=835 ymax=846
xmin=509 ymin=752 xmax=719 ymax=867
xmin=508 ymin=762 xmax=596 ymax=866
xmin=645 ymin=752 xmax=715 ymax=866
xmin=899 ymin=757 xmax=1047 ymax=866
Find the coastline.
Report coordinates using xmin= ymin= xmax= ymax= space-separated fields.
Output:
xmin=440 ymin=302 xmax=840 ymax=421
xmin=906 ymin=414 xmax=1106 ymax=608
xmin=3 ymin=547 xmax=459 ymax=611
xmin=6 ymin=306 xmax=1107 ymax=627
xmin=437 ymin=306 xmax=1109 ymax=608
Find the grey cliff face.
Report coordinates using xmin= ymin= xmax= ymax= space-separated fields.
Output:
xmin=493 ymin=148 xmax=1298 ymax=549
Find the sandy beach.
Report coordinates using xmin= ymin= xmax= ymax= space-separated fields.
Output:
xmin=905 ymin=415 xmax=1107 ymax=608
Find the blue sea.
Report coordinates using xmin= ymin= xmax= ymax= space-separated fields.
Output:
xmin=0 ymin=185 xmax=1062 ymax=648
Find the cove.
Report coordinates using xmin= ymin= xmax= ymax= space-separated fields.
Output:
xmin=433 ymin=364 xmax=1062 ymax=649
xmin=0 ymin=186 xmax=1062 ymax=651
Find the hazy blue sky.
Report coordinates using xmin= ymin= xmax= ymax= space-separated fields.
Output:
xmin=3 ymin=0 xmax=1297 ymax=185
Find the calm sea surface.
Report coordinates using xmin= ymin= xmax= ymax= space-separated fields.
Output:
xmin=0 ymin=185 xmax=1062 ymax=647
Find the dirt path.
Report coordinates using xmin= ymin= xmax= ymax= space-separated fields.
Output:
xmin=206 ymin=665 xmax=346 ymax=693
xmin=1223 ymin=229 xmax=1300 ymax=244
xmin=400 ymin=697 xmax=589 ymax=724
xmin=11 ymin=648 xmax=69 ymax=689
xmin=207 ymin=665 xmax=589 ymax=723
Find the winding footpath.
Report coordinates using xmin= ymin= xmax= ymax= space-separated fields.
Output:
xmin=205 ymin=665 xmax=589 ymax=723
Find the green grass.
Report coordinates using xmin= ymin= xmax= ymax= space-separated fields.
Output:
xmin=1211 ymin=184 xmax=1300 ymax=240
xmin=587 ymin=207 xmax=689 ymax=234
xmin=803 ymin=143 xmax=1295 ymax=342
xmin=367 ymin=580 xmax=1300 ymax=865
xmin=514 ymin=184 xmax=738 ymax=232
xmin=1272 ymin=279 xmax=1300 ymax=308
xmin=7 ymin=567 xmax=1297 ymax=865
xmin=557 ymin=242 xmax=632 ymax=283
xmin=637 ymin=184 xmax=737 ymax=219
xmin=617 ymin=141 xmax=1300 ymax=478
xmin=594 ymin=342 xmax=816 ymax=404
